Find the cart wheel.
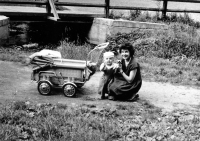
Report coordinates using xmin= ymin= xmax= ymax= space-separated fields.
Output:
xmin=63 ymin=84 xmax=76 ymax=97
xmin=38 ymin=81 xmax=52 ymax=95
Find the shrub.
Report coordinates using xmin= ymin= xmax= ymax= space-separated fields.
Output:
xmin=109 ymin=10 xmax=200 ymax=28
xmin=59 ymin=41 xmax=92 ymax=60
xmin=106 ymin=23 xmax=200 ymax=60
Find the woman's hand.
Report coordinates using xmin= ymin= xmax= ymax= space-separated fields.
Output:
xmin=121 ymin=69 xmax=137 ymax=83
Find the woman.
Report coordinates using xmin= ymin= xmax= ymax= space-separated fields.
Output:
xmin=108 ymin=43 xmax=142 ymax=101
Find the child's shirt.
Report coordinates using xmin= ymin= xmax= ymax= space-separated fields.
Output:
xmin=98 ymin=63 xmax=115 ymax=95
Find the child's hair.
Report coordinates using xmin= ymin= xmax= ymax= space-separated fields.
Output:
xmin=103 ymin=51 xmax=114 ymax=59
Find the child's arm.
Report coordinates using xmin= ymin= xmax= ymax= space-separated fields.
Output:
xmin=112 ymin=63 xmax=120 ymax=74
xmin=99 ymin=63 xmax=106 ymax=71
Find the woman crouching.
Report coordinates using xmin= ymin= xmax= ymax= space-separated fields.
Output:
xmin=108 ymin=43 xmax=142 ymax=101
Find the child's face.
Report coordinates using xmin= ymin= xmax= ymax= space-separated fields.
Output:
xmin=104 ymin=56 xmax=114 ymax=66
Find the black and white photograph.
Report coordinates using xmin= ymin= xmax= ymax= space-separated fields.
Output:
xmin=0 ymin=0 xmax=200 ymax=140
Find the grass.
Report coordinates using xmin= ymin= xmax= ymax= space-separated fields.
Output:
xmin=0 ymin=100 xmax=199 ymax=140
xmin=59 ymin=41 xmax=92 ymax=60
xmin=2 ymin=26 xmax=200 ymax=88
xmin=0 ymin=48 xmax=29 ymax=63
xmin=139 ymin=57 xmax=200 ymax=87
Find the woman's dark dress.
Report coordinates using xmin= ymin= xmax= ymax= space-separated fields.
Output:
xmin=109 ymin=58 xmax=142 ymax=100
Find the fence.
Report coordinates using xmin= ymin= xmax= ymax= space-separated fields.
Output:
xmin=0 ymin=0 xmax=200 ymax=20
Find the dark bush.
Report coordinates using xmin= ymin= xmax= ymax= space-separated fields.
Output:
xmin=106 ymin=23 xmax=200 ymax=60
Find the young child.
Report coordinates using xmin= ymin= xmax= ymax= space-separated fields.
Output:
xmin=98 ymin=51 xmax=116 ymax=99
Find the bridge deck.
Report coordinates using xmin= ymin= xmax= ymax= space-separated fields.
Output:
xmin=0 ymin=6 xmax=104 ymax=22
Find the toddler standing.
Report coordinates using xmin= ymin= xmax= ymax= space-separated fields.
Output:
xmin=98 ymin=51 xmax=116 ymax=99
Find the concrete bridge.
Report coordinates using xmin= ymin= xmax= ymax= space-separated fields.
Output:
xmin=0 ymin=0 xmax=106 ymax=22
xmin=0 ymin=6 xmax=104 ymax=22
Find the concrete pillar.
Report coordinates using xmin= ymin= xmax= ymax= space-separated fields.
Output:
xmin=0 ymin=16 xmax=9 ymax=45
xmin=88 ymin=18 xmax=168 ymax=45
xmin=88 ymin=18 xmax=113 ymax=45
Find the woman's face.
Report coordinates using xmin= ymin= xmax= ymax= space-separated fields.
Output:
xmin=121 ymin=49 xmax=131 ymax=60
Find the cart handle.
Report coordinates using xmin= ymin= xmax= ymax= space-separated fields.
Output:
xmin=94 ymin=42 xmax=109 ymax=50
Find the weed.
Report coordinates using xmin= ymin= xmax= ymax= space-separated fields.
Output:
xmin=106 ymin=25 xmax=200 ymax=87
xmin=59 ymin=41 xmax=91 ymax=60
xmin=0 ymin=101 xmax=199 ymax=140
xmin=109 ymin=9 xmax=200 ymax=28
xmin=12 ymin=101 xmax=27 ymax=111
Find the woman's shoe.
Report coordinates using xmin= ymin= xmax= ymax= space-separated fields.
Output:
xmin=128 ymin=94 xmax=139 ymax=101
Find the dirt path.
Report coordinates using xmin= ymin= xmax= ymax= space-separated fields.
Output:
xmin=0 ymin=61 xmax=200 ymax=112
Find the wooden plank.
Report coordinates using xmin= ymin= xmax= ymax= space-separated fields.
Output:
xmin=0 ymin=0 xmax=47 ymax=5
xmin=166 ymin=9 xmax=200 ymax=13
xmin=0 ymin=11 xmax=104 ymax=18
xmin=46 ymin=3 xmax=51 ymax=16
xmin=0 ymin=1 xmax=106 ymax=7
xmin=47 ymin=16 xmax=58 ymax=21
xmin=51 ymin=2 xmax=106 ymax=7
xmin=109 ymin=6 xmax=162 ymax=11
xmin=48 ymin=0 xmax=59 ymax=21
xmin=105 ymin=0 xmax=110 ymax=18
xmin=162 ymin=0 xmax=168 ymax=19
xmin=0 ymin=12 xmax=47 ymax=16
xmin=155 ymin=0 xmax=200 ymax=3
xmin=110 ymin=5 xmax=200 ymax=13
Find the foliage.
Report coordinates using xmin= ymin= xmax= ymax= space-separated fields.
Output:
xmin=109 ymin=10 xmax=126 ymax=19
xmin=106 ymin=23 xmax=200 ymax=59
xmin=0 ymin=48 xmax=28 ymax=63
xmin=59 ymin=41 xmax=92 ymax=60
xmin=139 ymin=57 xmax=200 ymax=86
xmin=106 ymin=23 xmax=200 ymax=86
xmin=165 ymin=12 xmax=200 ymax=28
xmin=109 ymin=10 xmax=200 ymax=28
xmin=0 ymin=44 xmax=59 ymax=64
xmin=0 ymin=101 xmax=199 ymax=140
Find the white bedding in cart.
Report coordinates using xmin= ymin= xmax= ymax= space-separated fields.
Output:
xmin=29 ymin=49 xmax=62 ymax=59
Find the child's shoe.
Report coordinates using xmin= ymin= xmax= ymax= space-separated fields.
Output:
xmin=108 ymin=95 xmax=116 ymax=101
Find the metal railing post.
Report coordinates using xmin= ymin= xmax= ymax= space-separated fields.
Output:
xmin=46 ymin=0 xmax=51 ymax=16
xmin=105 ymin=0 xmax=110 ymax=18
xmin=162 ymin=0 xmax=168 ymax=20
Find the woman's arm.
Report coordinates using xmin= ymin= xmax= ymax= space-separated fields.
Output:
xmin=120 ymin=69 xmax=137 ymax=83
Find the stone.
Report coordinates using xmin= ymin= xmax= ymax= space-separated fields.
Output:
xmin=0 ymin=16 xmax=9 ymax=45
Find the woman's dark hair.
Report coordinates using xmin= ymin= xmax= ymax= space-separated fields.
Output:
xmin=119 ymin=43 xmax=135 ymax=56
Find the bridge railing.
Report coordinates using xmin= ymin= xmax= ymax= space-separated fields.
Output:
xmin=106 ymin=0 xmax=200 ymax=19
xmin=0 ymin=0 xmax=60 ymax=21
xmin=157 ymin=0 xmax=200 ymax=19
xmin=1 ymin=0 xmax=200 ymax=20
